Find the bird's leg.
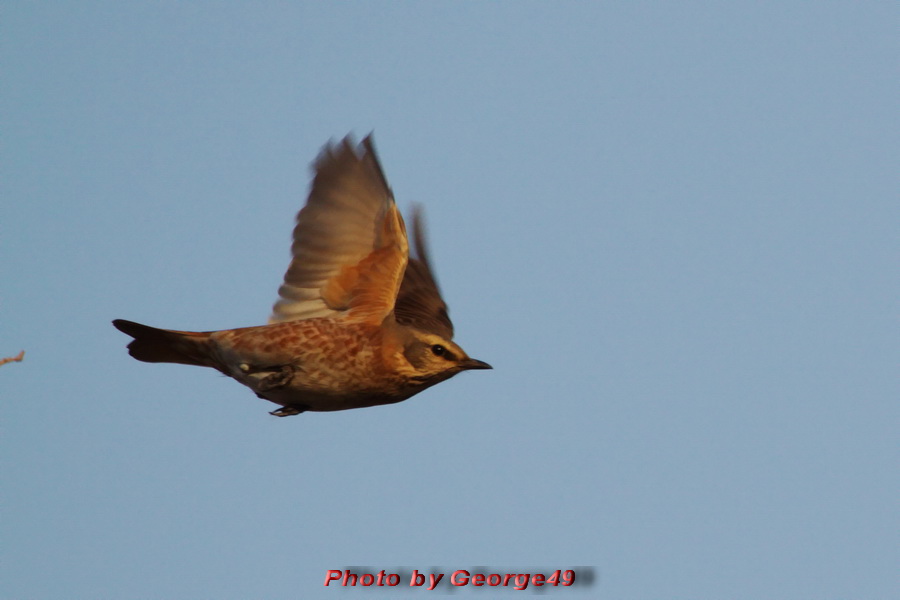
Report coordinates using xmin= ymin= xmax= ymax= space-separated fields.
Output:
xmin=239 ymin=362 xmax=295 ymax=392
xmin=238 ymin=363 xmax=306 ymax=417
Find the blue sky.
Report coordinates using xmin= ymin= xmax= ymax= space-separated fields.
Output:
xmin=3 ymin=2 xmax=897 ymax=599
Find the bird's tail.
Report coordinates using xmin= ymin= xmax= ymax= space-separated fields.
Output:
xmin=113 ymin=319 xmax=218 ymax=369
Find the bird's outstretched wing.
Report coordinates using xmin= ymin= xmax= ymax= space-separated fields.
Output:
xmin=269 ymin=135 xmax=408 ymax=326
xmin=394 ymin=207 xmax=455 ymax=339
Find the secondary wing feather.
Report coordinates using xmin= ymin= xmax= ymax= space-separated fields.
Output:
xmin=270 ymin=135 xmax=455 ymax=337
xmin=269 ymin=135 xmax=403 ymax=324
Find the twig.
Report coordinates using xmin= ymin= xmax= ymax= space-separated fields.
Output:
xmin=0 ymin=350 xmax=25 ymax=367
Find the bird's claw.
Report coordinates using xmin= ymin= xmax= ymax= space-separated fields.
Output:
xmin=269 ymin=405 xmax=307 ymax=417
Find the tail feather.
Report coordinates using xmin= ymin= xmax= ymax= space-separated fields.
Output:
xmin=113 ymin=319 xmax=215 ymax=368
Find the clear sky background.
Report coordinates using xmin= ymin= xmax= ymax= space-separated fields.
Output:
xmin=3 ymin=2 xmax=897 ymax=599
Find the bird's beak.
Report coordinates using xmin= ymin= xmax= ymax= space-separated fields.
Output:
xmin=462 ymin=358 xmax=492 ymax=370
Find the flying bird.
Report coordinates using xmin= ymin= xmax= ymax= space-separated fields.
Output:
xmin=113 ymin=135 xmax=490 ymax=416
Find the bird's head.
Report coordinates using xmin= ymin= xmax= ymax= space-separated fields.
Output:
xmin=401 ymin=331 xmax=491 ymax=387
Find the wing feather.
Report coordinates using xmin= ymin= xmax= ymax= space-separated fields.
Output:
xmin=269 ymin=135 xmax=405 ymax=325
xmin=269 ymin=136 xmax=455 ymax=336
xmin=394 ymin=207 xmax=455 ymax=338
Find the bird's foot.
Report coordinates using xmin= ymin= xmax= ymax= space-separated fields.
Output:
xmin=269 ymin=405 xmax=308 ymax=417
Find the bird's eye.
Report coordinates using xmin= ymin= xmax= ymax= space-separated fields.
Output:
xmin=431 ymin=344 xmax=446 ymax=357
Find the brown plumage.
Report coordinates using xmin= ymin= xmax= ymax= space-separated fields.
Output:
xmin=113 ymin=135 xmax=490 ymax=416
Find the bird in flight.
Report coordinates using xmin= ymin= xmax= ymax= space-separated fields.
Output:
xmin=113 ymin=135 xmax=490 ymax=416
